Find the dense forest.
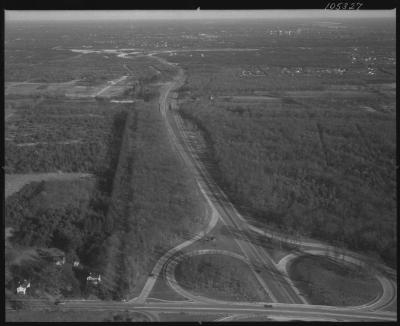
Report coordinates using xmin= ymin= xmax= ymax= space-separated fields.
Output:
xmin=5 ymin=100 xmax=205 ymax=301
xmin=179 ymin=99 xmax=396 ymax=268
xmin=5 ymin=100 xmax=128 ymax=174
xmin=5 ymin=179 xmax=105 ymax=299
xmin=5 ymin=105 xmax=128 ymax=300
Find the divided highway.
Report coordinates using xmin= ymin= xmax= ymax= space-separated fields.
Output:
xmin=7 ymin=299 xmax=397 ymax=322
xmin=156 ymin=55 xmax=312 ymax=305
xmin=144 ymin=51 xmax=397 ymax=321
xmin=8 ymin=49 xmax=396 ymax=322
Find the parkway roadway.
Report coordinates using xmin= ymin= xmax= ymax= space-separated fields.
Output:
xmin=13 ymin=299 xmax=395 ymax=322
xmin=125 ymin=50 xmax=397 ymax=321
xmin=8 ymin=47 xmax=396 ymax=322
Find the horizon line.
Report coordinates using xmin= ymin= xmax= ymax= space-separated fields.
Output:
xmin=5 ymin=9 xmax=396 ymax=21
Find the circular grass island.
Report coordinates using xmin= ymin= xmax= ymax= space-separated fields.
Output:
xmin=175 ymin=253 xmax=268 ymax=302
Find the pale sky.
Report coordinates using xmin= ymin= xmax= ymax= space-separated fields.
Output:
xmin=5 ymin=10 xmax=396 ymax=21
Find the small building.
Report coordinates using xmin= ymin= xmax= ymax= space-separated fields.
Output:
xmin=55 ymin=256 xmax=66 ymax=266
xmin=73 ymin=261 xmax=80 ymax=267
xmin=16 ymin=280 xmax=30 ymax=295
xmin=87 ymin=272 xmax=101 ymax=285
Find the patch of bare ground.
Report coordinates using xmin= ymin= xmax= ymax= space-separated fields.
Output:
xmin=5 ymin=173 xmax=93 ymax=199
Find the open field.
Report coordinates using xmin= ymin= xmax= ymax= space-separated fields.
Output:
xmin=5 ymin=78 xmax=134 ymax=99
xmin=175 ymin=254 xmax=265 ymax=302
xmin=288 ymin=255 xmax=382 ymax=306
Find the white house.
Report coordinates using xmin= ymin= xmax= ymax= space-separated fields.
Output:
xmin=55 ymin=256 xmax=66 ymax=266
xmin=16 ymin=280 xmax=30 ymax=295
xmin=87 ymin=273 xmax=101 ymax=285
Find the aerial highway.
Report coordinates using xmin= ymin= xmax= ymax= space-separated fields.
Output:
xmin=92 ymin=75 xmax=128 ymax=98
xmin=136 ymin=50 xmax=396 ymax=321
xmin=7 ymin=48 xmax=396 ymax=322
xmin=7 ymin=298 xmax=397 ymax=322
xmin=172 ymin=111 xmax=308 ymax=305
xmin=151 ymin=51 xmax=304 ymax=305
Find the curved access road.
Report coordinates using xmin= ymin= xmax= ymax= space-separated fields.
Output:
xmin=130 ymin=205 xmax=219 ymax=303
xmin=130 ymin=53 xmax=221 ymax=304
xmin=165 ymin=249 xmax=269 ymax=305
xmin=250 ymin=224 xmax=397 ymax=311
xmin=129 ymin=51 xmax=395 ymax=320
xmin=9 ymin=298 xmax=396 ymax=322
xmin=151 ymin=53 xmax=303 ymax=305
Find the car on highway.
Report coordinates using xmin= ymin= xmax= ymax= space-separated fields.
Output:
xmin=264 ymin=304 xmax=272 ymax=308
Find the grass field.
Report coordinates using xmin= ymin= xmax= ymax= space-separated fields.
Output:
xmin=175 ymin=254 xmax=266 ymax=302
xmin=288 ymin=255 xmax=382 ymax=306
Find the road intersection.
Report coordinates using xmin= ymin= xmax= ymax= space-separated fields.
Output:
xmin=126 ymin=52 xmax=396 ymax=321
xmin=8 ymin=49 xmax=396 ymax=322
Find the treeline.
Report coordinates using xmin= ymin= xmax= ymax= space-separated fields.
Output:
xmin=99 ymin=102 xmax=205 ymax=299
xmin=179 ymin=101 xmax=396 ymax=268
xmin=5 ymin=109 xmax=129 ymax=300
